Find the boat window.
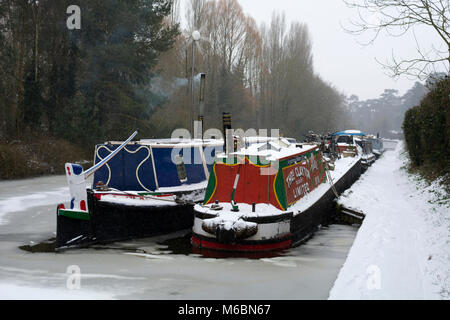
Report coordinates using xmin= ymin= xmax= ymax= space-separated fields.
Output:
xmin=337 ymin=136 xmax=352 ymax=144
xmin=174 ymin=155 xmax=187 ymax=183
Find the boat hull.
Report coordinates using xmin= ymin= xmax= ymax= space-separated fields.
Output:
xmin=56 ymin=189 xmax=195 ymax=250
xmin=192 ymin=159 xmax=362 ymax=254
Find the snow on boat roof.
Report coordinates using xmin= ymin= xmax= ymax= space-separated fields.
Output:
xmin=221 ymin=138 xmax=318 ymax=161
xmin=242 ymin=136 xmax=296 ymax=144
xmin=333 ymin=130 xmax=366 ymax=136
xmin=104 ymin=138 xmax=223 ymax=148
xmin=98 ymin=194 xmax=178 ymax=207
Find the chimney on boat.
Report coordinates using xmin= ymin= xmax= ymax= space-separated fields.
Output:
xmin=222 ymin=112 xmax=233 ymax=154
xmin=196 ymin=73 xmax=206 ymax=140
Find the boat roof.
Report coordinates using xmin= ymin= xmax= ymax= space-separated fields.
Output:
xmin=242 ymin=136 xmax=296 ymax=145
xmin=222 ymin=138 xmax=318 ymax=161
xmin=332 ymin=130 xmax=366 ymax=136
xmin=103 ymin=138 xmax=223 ymax=148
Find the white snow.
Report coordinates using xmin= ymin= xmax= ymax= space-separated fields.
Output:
xmin=156 ymin=180 xmax=208 ymax=193
xmin=329 ymin=142 xmax=449 ymax=300
xmin=99 ymin=194 xmax=178 ymax=207
xmin=195 ymin=202 xmax=284 ymax=218
xmin=220 ymin=138 xmax=318 ymax=162
xmin=382 ymin=139 xmax=399 ymax=150
xmin=135 ymin=138 xmax=223 ymax=149
xmin=202 ymin=213 xmax=257 ymax=232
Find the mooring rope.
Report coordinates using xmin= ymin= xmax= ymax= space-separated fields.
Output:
xmin=325 ymin=167 xmax=340 ymax=198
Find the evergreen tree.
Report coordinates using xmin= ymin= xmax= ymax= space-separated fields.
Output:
xmin=75 ymin=0 xmax=179 ymax=141
xmin=0 ymin=0 xmax=179 ymax=143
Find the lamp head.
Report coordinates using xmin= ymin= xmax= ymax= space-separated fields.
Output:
xmin=192 ymin=30 xmax=201 ymax=41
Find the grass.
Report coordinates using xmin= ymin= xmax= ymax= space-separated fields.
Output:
xmin=404 ymin=162 xmax=450 ymax=208
xmin=407 ymin=163 xmax=449 ymax=192
xmin=19 ymin=238 xmax=56 ymax=253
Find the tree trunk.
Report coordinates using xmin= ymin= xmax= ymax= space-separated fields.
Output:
xmin=33 ymin=2 xmax=40 ymax=82
xmin=15 ymin=4 xmax=26 ymax=137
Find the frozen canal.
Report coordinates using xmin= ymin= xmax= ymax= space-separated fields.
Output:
xmin=0 ymin=175 xmax=358 ymax=300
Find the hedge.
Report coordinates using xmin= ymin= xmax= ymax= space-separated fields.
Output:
xmin=402 ymin=77 xmax=449 ymax=174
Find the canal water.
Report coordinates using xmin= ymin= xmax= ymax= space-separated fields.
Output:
xmin=0 ymin=175 xmax=358 ymax=299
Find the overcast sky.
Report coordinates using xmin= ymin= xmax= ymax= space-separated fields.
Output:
xmin=180 ymin=0 xmax=446 ymax=100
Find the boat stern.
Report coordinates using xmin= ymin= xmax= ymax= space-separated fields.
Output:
xmin=192 ymin=203 xmax=293 ymax=254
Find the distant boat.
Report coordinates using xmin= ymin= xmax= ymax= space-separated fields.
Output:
xmin=365 ymin=135 xmax=384 ymax=159
xmin=56 ymin=133 xmax=223 ymax=250
xmin=333 ymin=130 xmax=365 ymax=155
xmin=332 ymin=130 xmax=376 ymax=169
xmin=191 ymin=136 xmax=362 ymax=256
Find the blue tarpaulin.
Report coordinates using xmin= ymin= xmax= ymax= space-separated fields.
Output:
xmin=93 ymin=143 xmax=221 ymax=192
xmin=332 ymin=130 xmax=366 ymax=137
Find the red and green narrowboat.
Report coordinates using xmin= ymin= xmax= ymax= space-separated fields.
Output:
xmin=192 ymin=137 xmax=362 ymax=255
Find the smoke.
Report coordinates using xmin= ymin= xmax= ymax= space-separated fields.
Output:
xmin=149 ymin=73 xmax=203 ymax=98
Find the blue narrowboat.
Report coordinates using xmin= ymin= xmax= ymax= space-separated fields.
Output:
xmin=56 ymin=132 xmax=223 ymax=250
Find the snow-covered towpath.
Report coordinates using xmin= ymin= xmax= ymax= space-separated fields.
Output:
xmin=329 ymin=142 xmax=449 ymax=300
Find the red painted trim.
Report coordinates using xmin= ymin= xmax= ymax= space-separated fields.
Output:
xmin=192 ymin=236 xmax=292 ymax=252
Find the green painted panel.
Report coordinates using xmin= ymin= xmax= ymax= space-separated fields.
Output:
xmin=58 ymin=209 xmax=90 ymax=221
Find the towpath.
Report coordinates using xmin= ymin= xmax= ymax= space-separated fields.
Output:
xmin=329 ymin=142 xmax=449 ymax=299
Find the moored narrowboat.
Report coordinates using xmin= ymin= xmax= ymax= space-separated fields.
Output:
xmin=191 ymin=137 xmax=362 ymax=255
xmin=332 ymin=130 xmax=375 ymax=169
xmin=56 ymin=132 xmax=223 ymax=250
xmin=365 ymin=135 xmax=384 ymax=159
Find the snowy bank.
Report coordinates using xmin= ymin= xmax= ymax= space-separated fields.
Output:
xmin=329 ymin=142 xmax=449 ymax=300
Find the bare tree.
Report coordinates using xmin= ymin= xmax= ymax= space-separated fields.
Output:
xmin=239 ymin=16 xmax=262 ymax=95
xmin=343 ymin=0 xmax=449 ymax=79
xmin=154 ymin=1 xmax=345 ymax=136
xmin=168 ymin=0 xmax=180 ymax=25
xmin=259 ymin=12 xmax=288 ymax=125
xmin=186 ymin=0 xmax=206 ymax=32
xmin=258 ymin=14 xmax=319 ymax=129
